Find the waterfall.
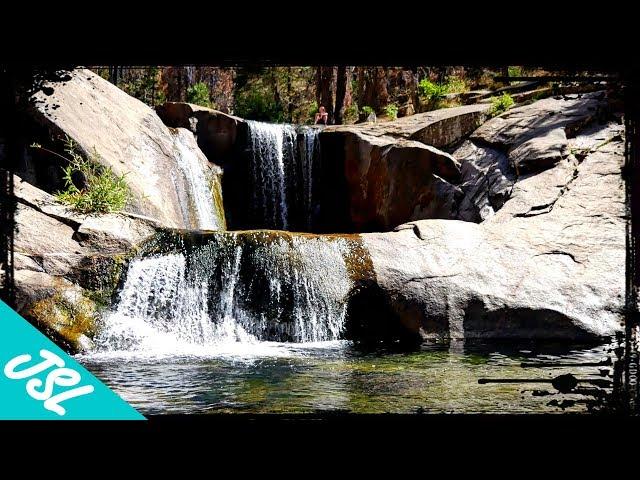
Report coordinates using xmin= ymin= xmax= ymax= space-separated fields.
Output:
xmin=299 ymin=126 xmax=321 ymax=230
xmin=173 ymin=130 xmax=225 ymax=230
xmin=246 ymin=121 xmax=322 ymax=231
xmin=94 ymin=232 xmax=354 ymax=355
xmin=247 ymin=121 xmax=296 ymax=230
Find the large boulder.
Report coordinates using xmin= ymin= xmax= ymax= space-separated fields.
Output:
xmin=317 ymin=128 xmax=464 ymax=232
xmin=156 ymin=102 xmax=247 ymax=164
xmin=314 ymin=104 xmax=491 ymax=232
xmin=26 ymin=69 xmax=224 ymax=229
xmin=470 ymin=92 xmax=604 ymax=149
xmin=360 ymin=120 xmax=625 ymax=341
xmin=11 ymin=174 xmax=158 ymax=352
xmin=452 ymin=92 xmax=610 ymax=221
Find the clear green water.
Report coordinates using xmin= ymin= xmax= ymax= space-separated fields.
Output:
xmin=78 ymin=339 xmax=616 ymax=414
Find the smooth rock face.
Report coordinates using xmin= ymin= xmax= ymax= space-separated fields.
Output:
xmin=508 ymin=127 xmax=568 ymax=174
xmin=337 ymin=132 xmax=462 ymax=231
xmin=319 ymin=119 xmax=473 ymax=232
xmin=28 ymin=69 xmax=222 ymax=229
xmin=453 ymin=140 xmax=514 ymax=222
xmin=452 ymin=92 xmax=609 ymax=222
xmin=362 ymin=119 xmax=626 ymax=341
xmin=328 ymin=103 xmax=490 ymax=149
xmin=470 ymin=92 xmax=604 ymax=148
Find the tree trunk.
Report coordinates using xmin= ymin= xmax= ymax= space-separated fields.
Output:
xmin=316 ymin=66 xmax=335 ymax=124
xmin=358 ymin=67 xmax=389 ymax=113
xmin=109 ymin=66 xmax=119 ymax=85
xmin=270 ymin=70 xmax=281 ymax=116
xmin=334 ymin=66 xmax=347 ymax=125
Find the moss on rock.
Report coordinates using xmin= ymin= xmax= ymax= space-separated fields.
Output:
xmin=28 ymin=289 xmax=97 ymax=353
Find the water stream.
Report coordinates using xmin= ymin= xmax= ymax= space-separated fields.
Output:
xmin=173 ymin=130 xmax=225 ymax=230
xmin=246 ymin=121 xmax=322 ymax=230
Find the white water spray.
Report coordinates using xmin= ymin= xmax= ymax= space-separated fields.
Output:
xmin=93 ymin=234 xmax=354 ymax=357
xmin=174 ymin=130 xmax=224 ymax=230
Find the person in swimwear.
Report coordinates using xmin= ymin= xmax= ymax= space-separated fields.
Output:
xmin=315 ymin=105 xmax=329 ymax=125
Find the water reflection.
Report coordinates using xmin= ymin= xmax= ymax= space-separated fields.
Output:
xmin=78 ymin=339 xmax=616 ymax=414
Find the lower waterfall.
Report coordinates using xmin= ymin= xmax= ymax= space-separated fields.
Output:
xmin=94 ymin=232 xmax=355 ymax=356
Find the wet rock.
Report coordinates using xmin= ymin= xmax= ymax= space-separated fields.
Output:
xmin=11 ymin=177 xmax=159 ymax=351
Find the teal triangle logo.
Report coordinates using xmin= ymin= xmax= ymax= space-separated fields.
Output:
xmin=0 ymin=300 xmax=145 ymax=420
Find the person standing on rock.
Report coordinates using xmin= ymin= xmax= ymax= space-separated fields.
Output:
xmin=315 ymin=105 xmax=329 ymax=125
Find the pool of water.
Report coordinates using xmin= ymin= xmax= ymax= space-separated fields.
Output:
xmin=77 ymin=339 xmax=618 ymax=415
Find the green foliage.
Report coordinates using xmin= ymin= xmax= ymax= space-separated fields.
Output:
xmin=418 ymin=79 xmax=448 ymax=101
xmin=344 ymin=102 xmax=359 ymax=124
xmin=119 ymin=67 xmax=164 ymax=106
xmin=384 ymin=103 xmax=398 ymax=120
xmin=361 ymin=105 xmax=374 ymax=116
xmin=444 ymin=76 xmax=469 ymax=93
xmin=489 ymin=93 xmax=515 ymax=117
xmin=418 ymin=76 xmax=468 ymax=102
xmin=234 ymin=83 xmax=286 ymax=122
xmin=53 ymin=136 xmax=130 ymax=214
xmin=308 ymin=100 xmax=319 ymax=117
xmin=508 ymin=66 xmax=523 ymax=78
xmin=186 ymin=82 xmax=212 ymax=108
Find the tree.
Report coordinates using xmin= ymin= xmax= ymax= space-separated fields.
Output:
xmin=334 ymin=66 xmax=347 ymax=125
xmin=316 ymin=66 xmax=335 ymax=124
xmin=356 ymin=67 xmax=390 ymax=113
xmin=108 ymin=66 xmax=119 ymax=85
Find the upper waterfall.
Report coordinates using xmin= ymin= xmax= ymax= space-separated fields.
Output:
xmin=246 ymin=121 xmax=322 ymax=231
xmin=173 ymin=129 xmax=226 ymax=231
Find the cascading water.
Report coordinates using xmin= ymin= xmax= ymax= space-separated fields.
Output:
xmin=93 ymin=232 xmax=356 ymax=357
xmin=173 ymin=130 xmax=225 ymax=230
xmin=246 ymin=121 xmax=322 ymax=231
xmin=298 ymin=126 xmax=321 ymax=230
xmin=247 ymin=121 xmax=296 ymax=230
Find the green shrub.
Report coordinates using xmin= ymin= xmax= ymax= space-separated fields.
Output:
xmin=384 ymin=103 xmax=398 ymax=120
xmin=361 ymin=105 xmax=374 ymax=116
xmin=46 ymin=136 xmax=130 ymax=214
xmin=308 ymin=100 xmax=319 ymax=118
xmin=489 ymin=93 xmax=515 ymax=116
xmin=186 ymin=82 xmax=212 ymax=108
xmin=444 ymin=76 xmax=469 ymax=93
xmin=418 ymin=79 xmax=448 ymax=101
xmin=508 ymin=66 xmax=523 ymax=78
xmin=418 ymin=76 xmax=468 ymax=101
